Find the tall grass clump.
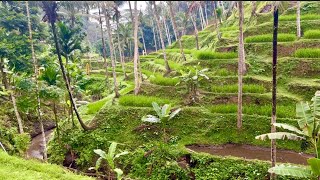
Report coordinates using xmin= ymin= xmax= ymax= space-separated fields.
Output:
xmin=149 ymin=74 xmax=179 ymax=86
xmin=209 ymin=104 xmax=295 ymax=118
xmin=279 ymin=14 xmax=320 ymax=21
xmin=294 ymin=48 xmax=320 ymax=58
xmin=194 ymin=51 xmax=238 ymax=60
xmin=166 ymin=49 xmax=192 ymax=54
xmin=211 ymin=84 xmax=266 ymax=93
xmin=245 ymin=34 xmax=296 ymax=43
xmin=304 ymin=30 xmax=320 ymax=39
xmin=119 ymin=95 xmax=175 ymax=107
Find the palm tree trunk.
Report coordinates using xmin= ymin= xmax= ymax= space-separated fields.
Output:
xmin=153 ymin=1 xmax=171 ymax=74
xmin=116 ymin=18 xmax=128 ymax=79
xmin=152 ymin=21 xmax=158 ymax=52
xmin=140 ymin=27 xmax=147 ymax=55
xmin=204 ymin=2 xmax=209 ymax=25
xmin=271 ymin=5 xmax=279 ymax=180
xmin=213 ymin=2 xmax=218 ymax=28
xmin=163 ymin=16 xmax=171 ymax=46
xmin=53 ymin=102 xmax=59 ymax=138
xmin=297 ymin=1 xmax=301 ymax=38
xmin=26 ymin=1 xmax=47 ymax=160
xmin=220 ymin=1 xmax=225 ymax=19
xmin=190 ymin=15 xmax=199 ymax=50
xmin=237 ymin=1 xmax=244 ymax=130
xmin=168 ymin=1 xmax=186 ymax=61
xmin=49 ymin=19 xmax=92 ymax=131
xmin=98 ymin=3 xmax=109 ymax=87
xmin=199 ymin=5 xmax=205 ymax=29
xmin=133 ymin=1 xmax=140 ymax=95
xmin=102 ymin=2 xmax=120 ymax=98
xmin=1 ymin=60 xmax=24 ymax=135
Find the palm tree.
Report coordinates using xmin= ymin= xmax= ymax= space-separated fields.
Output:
xmin=41 ymin=1 xmax=93 ymax=131
xmin=26 ymin=1 xmax=47 ymax=160
xmin=138 ymin=10 xmax=147 ymax=55
xmin=271 ymin=4 xmax=279 ymax=179
xmin=152 ymin=1 xmax=171 ymax=74
xmin=102 ymin=2 xmax=120 ymax=98
xmin=168 ymin=1 xmax=186 ymax=61
xmin=97 ymin=2 xmax=110 ymax=86
xmin=297 ymin=1 xmax=301 ymax=38
xmin=114 ymin=1 xmax=128 ymax=79
xmin=237 ymin=1 xmax=245 ymax=130
xmin=133 ymin=1 xmax=140 ymax=95
xmin=187 ymin=2 xmax=200 ymax=50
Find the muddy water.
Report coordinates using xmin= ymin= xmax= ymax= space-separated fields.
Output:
xmin=186 ymin=143 xmax=314 ymax=165
xmin=27 ymin=129 xmax=54 ymax=159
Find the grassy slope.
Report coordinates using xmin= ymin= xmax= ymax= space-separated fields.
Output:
xmin=0 ymin=151 xmax=92 ymax=180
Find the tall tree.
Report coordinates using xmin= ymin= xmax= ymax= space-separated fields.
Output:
xmin=153 ymin=1 xmax=171 ymax=74
xmin=133 ymin=1 xmax=140 ymax=95
xmin=26 ymin=1 xmax=47 ymax=160
xmin=271 ymin=4 xmax=279 ymax=179
xmin=97 ymin=2 xmax=110 ymax=86
xmin=114 ymin=1 xmax=128 ymax=79
xmin=296 ymin=1 xmax=301 ymax=38
xmin=237 ymin=1 xmax=245 ymax=130
xmin=102 ymin=2 xmax=120 ymax=98
xmin=168 ymin=1 xmax=186 ymax=61
xmin=187 ymin=2 xmax=200 ymax=50
xmin=41 ymin=1 xmax=93 ymax=131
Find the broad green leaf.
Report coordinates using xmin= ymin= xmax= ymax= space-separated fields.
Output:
xmin=108 ymin=142 xmax=117 ymax=160
xmin=114 ymin=151 xmax=129 ymax=159
xmin=307 ymin=158 xmax=320 ymax=175
xmin=141 ymin=115 xmax=160 ymax=123
xmin=268 ymin=164 xmax=312 ymax=178
xmin=114 ymin=168 xmax=123 ymax=179
xmin=94 ymin=149 xmax=106 ymax=159
xmin=255 ymin=132 xmax=305 ymax=141
xmin=311 ymin=94 xmax=320 ymax=117
xmin=168 ymin=108 xmax=181 ymax=120
xmin=161 ymin=104 xmax=170 ymax=117
xmin=273 ymin=123 xmax=305 ymax=136
xmin=296 ymin=102 xmax=313 ymax=136
xmin=95 ymin=157 xmax=103 ymax=170
xmin=152 ymin=102 xmax=161 ymax=117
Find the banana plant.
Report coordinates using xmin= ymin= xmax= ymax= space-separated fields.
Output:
xmin=93 ymin=142 xmax=129 ymax=180
xmin=142 ymin=102 xmax=181 ymax=142
xmin=255 ymin=92 xmax=320 ymax=178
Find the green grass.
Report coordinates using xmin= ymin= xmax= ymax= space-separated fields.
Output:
xmin=279 ymin=14 xmax=320 ymax=21
xmin=194 ymin=51 xmax=238 ymax=60
xmin=0 ymin=151 xmax=92 ymax=180
xmin=149 ymin=74 xmax=179 ymax=86
xmin=119 ymin=95 xmax=176 ymax=107
xmin=304 ymin=30 xmax=320 ymax=39
xmin=245 ymin=34 xmax=296 ymax=43
xmin=294 ymin=48 xmax=320 ymax=58
xmin=165 ymin=49 xmax=192 ymax=54
xmin=154 ymin=59 xmax=182 ymax=70
xmin=208 ymin=104 xmax=296 ymax=118
xmin=211 ymin=84 xmax=266 ymax=93
xmin=220 ymin=26 xmax=238 ymax=31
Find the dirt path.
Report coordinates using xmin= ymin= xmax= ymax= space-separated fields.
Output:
xmin=186 ymin=143 xmax=314 ymax=165
xmin=26 ymin=129 xmax=54 ymax=159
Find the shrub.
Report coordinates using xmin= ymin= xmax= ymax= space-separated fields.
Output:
xmin=304 ymin=30 xmax=320 ymax=39
xmin=294 ymin=48 xmax=320 ymax=58
xmin=211 ymin=84 xmax=266 ymax=93
xmin=279 ymin=14 xmax=320 ymax=21
xmin=194 ymin=51 xmax=238 ymax=60
xmin=149 ymin=75 xmax=179 ymax=86
xmin=119 ymin=95 xmax=176 ymax=107
xmin=245 ymin=34 xmax=296 ymax=43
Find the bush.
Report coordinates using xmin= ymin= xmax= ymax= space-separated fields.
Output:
xmin=149 ymin=75 xmax=179 ymax=86
xmin=279 ymin=14 xmax=320 ymax=21
xmin=304 ymin=30 xmax=320 ymax=39
xmin=294 ymin=48 xmax=320 ymax=58
xmin=209 ymin=104 xmax=295 ymax=118
xmin=194 ymin=51 xmax=238 ymax=60
xmin=119 ymin=95 xmax=176 ymax=107
xmin=211 ymin=84 xmax=266 ymax=93
xmin=245 ymin=34 xmax=296 ymax=43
